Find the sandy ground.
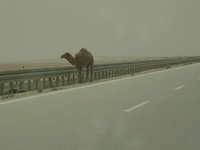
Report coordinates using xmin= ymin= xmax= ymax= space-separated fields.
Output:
xmin=0 ymin=56 xmax=161 ymax=72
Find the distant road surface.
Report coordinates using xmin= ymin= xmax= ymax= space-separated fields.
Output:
xmin=0 ymin=63 xmax=200 ymax=150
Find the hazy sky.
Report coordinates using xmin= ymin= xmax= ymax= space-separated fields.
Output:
xmin=0 ymin=0 xmax=200 ymax=63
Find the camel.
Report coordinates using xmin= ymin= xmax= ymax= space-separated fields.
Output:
xmin=61 ymin=48 xmax=94 ymax=83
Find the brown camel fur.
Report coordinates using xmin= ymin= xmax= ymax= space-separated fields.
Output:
xmin=61 ymin=48 xmax=94 ymax=83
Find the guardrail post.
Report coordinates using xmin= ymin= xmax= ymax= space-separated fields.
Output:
xmin=82 ymin=74 xmax=85 ymax=83
xmin=109 ymin=70 xmax=111 ymax=78
xmin=149 ymin=64 xmax=151 ymax=70
xmin=97 ymin=72 xmax=99 ymax=80
xmin=56 ymin=77 xmax=59 ymax=87
xmin=28 ymin=80 xmax=31 ymax=91
xmin=49 ymin=77 xmax=53 ymax=88
xmin=136 ymin=66 xmax=138 ymax=72
xmin=62 ymin=76 xmax=65 ymax=86
xmin=105 ymin=70 xmax=108 ymax=78
xmin=73 ymin=74 xmax=75 ymax=84
xmin=143 ymin=65 xmax=146 ymax=71
xmin=133 ymin=67 xmax=135 ymax=73
xmin=137 ymin=66 xmax=139 ymax=72
xmin=9 ymin=82 xmax=14 ymax=94
xmin=147 ymin=65 xmax=149 ymax=70
xmin=138 ymin=66 xmax=141 ymax=72
xmin=99 ymin=71 xmax=101 ymax=79
xmin=0 ymin=81 xmax=4 ymax=96
xmin=35 ymin=80 xmax=39 ymax=89
xmin=98 ymin=72 xmax=101 ymax=80
xmin=19 ymin=81 xmax=23 ymax=91
xmin=140 ymin=65 xmax=143 ymax=71
xmin=144 ymin=65 xmax=146 ymax=71
xmin=150 ymin=65 xmax=153 ymax=70
xmin=141 ymin=65 xmax=143 ymax=72
xmin=43 ymin=78 xmax=46 ymax=89
xmin=130 ymin=67 xmax=132 ymax=74
xmin=98 ymin=72 xmax=101 ymax=79
xmin=138 ymin=65 xmax=141 ymax=72
xmin=111 ymin=70 xmax=114 ymax=77
xmin=94 ymin=72 xmax=97 ymax=80
xmin=67 ymin=75 xmax=70 ymax=85
xmin=37 ymin=79 xmax=43 ymax=92
xmin=103 ymin=71 xmax=105 ymax=79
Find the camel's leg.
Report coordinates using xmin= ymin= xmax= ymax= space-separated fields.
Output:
xmin=78 ymin=71 xmax=81 ymax=83
xmin=90 ymin=66 xmax=93 ymax=82
xmin=77 ymin=67 xmax=83 ymax=83
xmin=79 ymin=70 xmax=82 ymax=83
xmin=86 ymin=66 xmax=89 ymax=82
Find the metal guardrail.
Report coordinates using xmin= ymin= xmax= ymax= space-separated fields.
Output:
xmin=0 ymin=56 xmax=200 ymax=96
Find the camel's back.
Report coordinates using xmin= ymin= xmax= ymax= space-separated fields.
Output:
xmin=75 ymin=48 xmax=94 ymax=66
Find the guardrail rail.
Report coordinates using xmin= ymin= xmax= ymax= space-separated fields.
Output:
xmin=0 ymin=56 xmax=200 ymax=96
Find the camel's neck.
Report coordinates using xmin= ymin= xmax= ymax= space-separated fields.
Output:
xmin=65 ymin=54 xmax=76 ymax=65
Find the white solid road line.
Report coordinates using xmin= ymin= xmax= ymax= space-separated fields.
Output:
xmin=174 ymin=85 xmax=186 ymax=90
xmin=0 ymin=63 xmax=200 ymax=106
xmin=124 ymin=101 xmax=150 ymax=112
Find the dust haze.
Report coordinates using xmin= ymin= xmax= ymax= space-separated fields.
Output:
xmin=0 ymin=0 xmax=200 ymax=63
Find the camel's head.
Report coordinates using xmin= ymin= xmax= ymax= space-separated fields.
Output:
xmin=61 ymin=52 xmax=76 ymax=65
xmin=61 ymin=52 xmax=70 ymax=59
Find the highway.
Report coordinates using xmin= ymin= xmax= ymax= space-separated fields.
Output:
xmin=0 ymin=63 xmax=200 ymax=150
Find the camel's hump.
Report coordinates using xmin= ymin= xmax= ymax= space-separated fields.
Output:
xmin=80 ymin=48 xmax=89 ymax=52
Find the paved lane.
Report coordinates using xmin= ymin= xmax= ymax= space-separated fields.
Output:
xmin=0 ymin=63 xmax=200 ymax=150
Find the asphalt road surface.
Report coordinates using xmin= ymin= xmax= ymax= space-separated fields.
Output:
xmin=0 ymin=63 xmax=200 ymax=150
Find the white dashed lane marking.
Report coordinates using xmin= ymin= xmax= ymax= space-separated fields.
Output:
xmin=124 ymin=101 xmax=150 ymax=112
xmin=174 ymin=85 xmax=186 ymax=90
